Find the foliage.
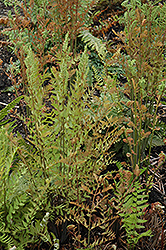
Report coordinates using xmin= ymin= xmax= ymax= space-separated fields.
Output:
xmin=0 ymin=0 xmax=166 ymax=249
xmin=68 ymin=173 xmax=116 ymax=249
xmin=0 ymin=32 xmax=124 ymax=248
xmin=85 ymin=0 xmax=166 ymax=247
xmin=3 ymin=0 xmax=95 ymax=63
xmin=113 ymin=164 xmax=152 ymax=249
xmin=0 ymin=96 xmax=23 ymax=126
xmin=92 ymin=0 xmax=166 ymax=171
xmin=119 ymin=0 xmax=166 ymax=170
xmin=0 ymin=125 xmax=58 ymax=249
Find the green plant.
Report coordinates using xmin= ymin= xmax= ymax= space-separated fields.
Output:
xmin=87 ymin=0 xmax=166 ymax=168
xmin=0 ymin=32 xmax=123 ymax=249
xmin=101 ymin=1 xmax=166 ymax=247
xmin=1 ymin=0 xmax=165 ymax=248
xmin=1 ymin=0 xmax=97 ymax=99
xmin=0 ymin=96 xmax=23 ymax=126
xmin=3 ymin=0 xmax=95 ymax=63
xmin=68 ymin=173 xmax=116 ymax=249
xmin=0 ymin=124 xmax=58 ymax=249
xmin=0 ymin=56 xmax=54 ymax=248
xmin=100 ymin=0 xmax=166 ymax=172
xmin=0 ymin=125 xmax=17 ymax=249
xmin=112 ymin=164 xmax=152 ymax=249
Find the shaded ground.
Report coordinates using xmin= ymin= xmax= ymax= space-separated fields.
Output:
xmin=0 ymin=1 xmax=16 ymax=104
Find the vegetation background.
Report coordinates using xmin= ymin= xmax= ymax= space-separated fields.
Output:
xmin=0 ymin=0 xmax=165 ymax=249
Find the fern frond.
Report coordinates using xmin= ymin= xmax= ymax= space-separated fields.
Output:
xmin=117 ymin=179 xmax=151 ymax=247
xmin=92 ymin=65 xmax=104 ymax=85
xmin=0 ymin=95 xmax=23 ymax=125
xmin=0 ymin=223 xmax=15 ymax=249
xmin=79 ymin=30 xmax=107 ymax=59
xmin=0 ymin=233 xmax=14 ymax=249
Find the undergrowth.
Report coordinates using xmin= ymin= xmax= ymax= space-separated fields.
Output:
xmin=0 ymin=0 xmax=165 ymax=249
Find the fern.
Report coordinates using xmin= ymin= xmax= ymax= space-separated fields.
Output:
xmin=113 ymin=166 xmax=152 ymax=249
xmin=120 ymin=182 xmax=152 ymax=248
xmin=79 ymin=30 xmax=107 ymax=59
xmin=68 ymin=173 xmax=116 ymax=248
xmin=0 ymin=231 xmax=14 ymax=249
xmin=0 ymin=126 xmax=56 ymax=249
xmin=0 ymin=17 xmax=132 ymax=249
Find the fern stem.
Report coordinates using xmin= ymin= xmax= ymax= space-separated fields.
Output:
xmin=60 ymin=79 xmax=65 ymax=173
xmin=3 ymin=179 xmax=7 ymax=229
xmin=76 ymin=162 xmax=81 ymax=248
xmin=74 ymin=0 xmax=78 ymax=57
xmin=133 ymin=80 xmax=138 ymax=170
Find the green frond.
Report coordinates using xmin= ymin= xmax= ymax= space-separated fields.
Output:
xmin=116 ymin=179 xmax=152 ymax=247
xmin=0 ymin=96 xmax=23 ymax=126
xmin=79 ymin=30 xmax=107 ymax=59
xmin=92 ymin=65 xmax=104 ymax=86
xmin=0 ymin=232 xmax=14 ymax=249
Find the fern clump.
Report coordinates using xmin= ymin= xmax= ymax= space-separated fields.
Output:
xmin=0 ymin=32 xmax=123 ymax=248
xmin=119 ymin=181 xmax=151 ymax=248
xmin=0 ymin=0 xmax=165 ymax=249
xmin=112 ymin=164 xmax=152 ymax=249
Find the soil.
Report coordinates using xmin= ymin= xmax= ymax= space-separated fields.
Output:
xmin=0 ymin=0 xmax=166 ymax=249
